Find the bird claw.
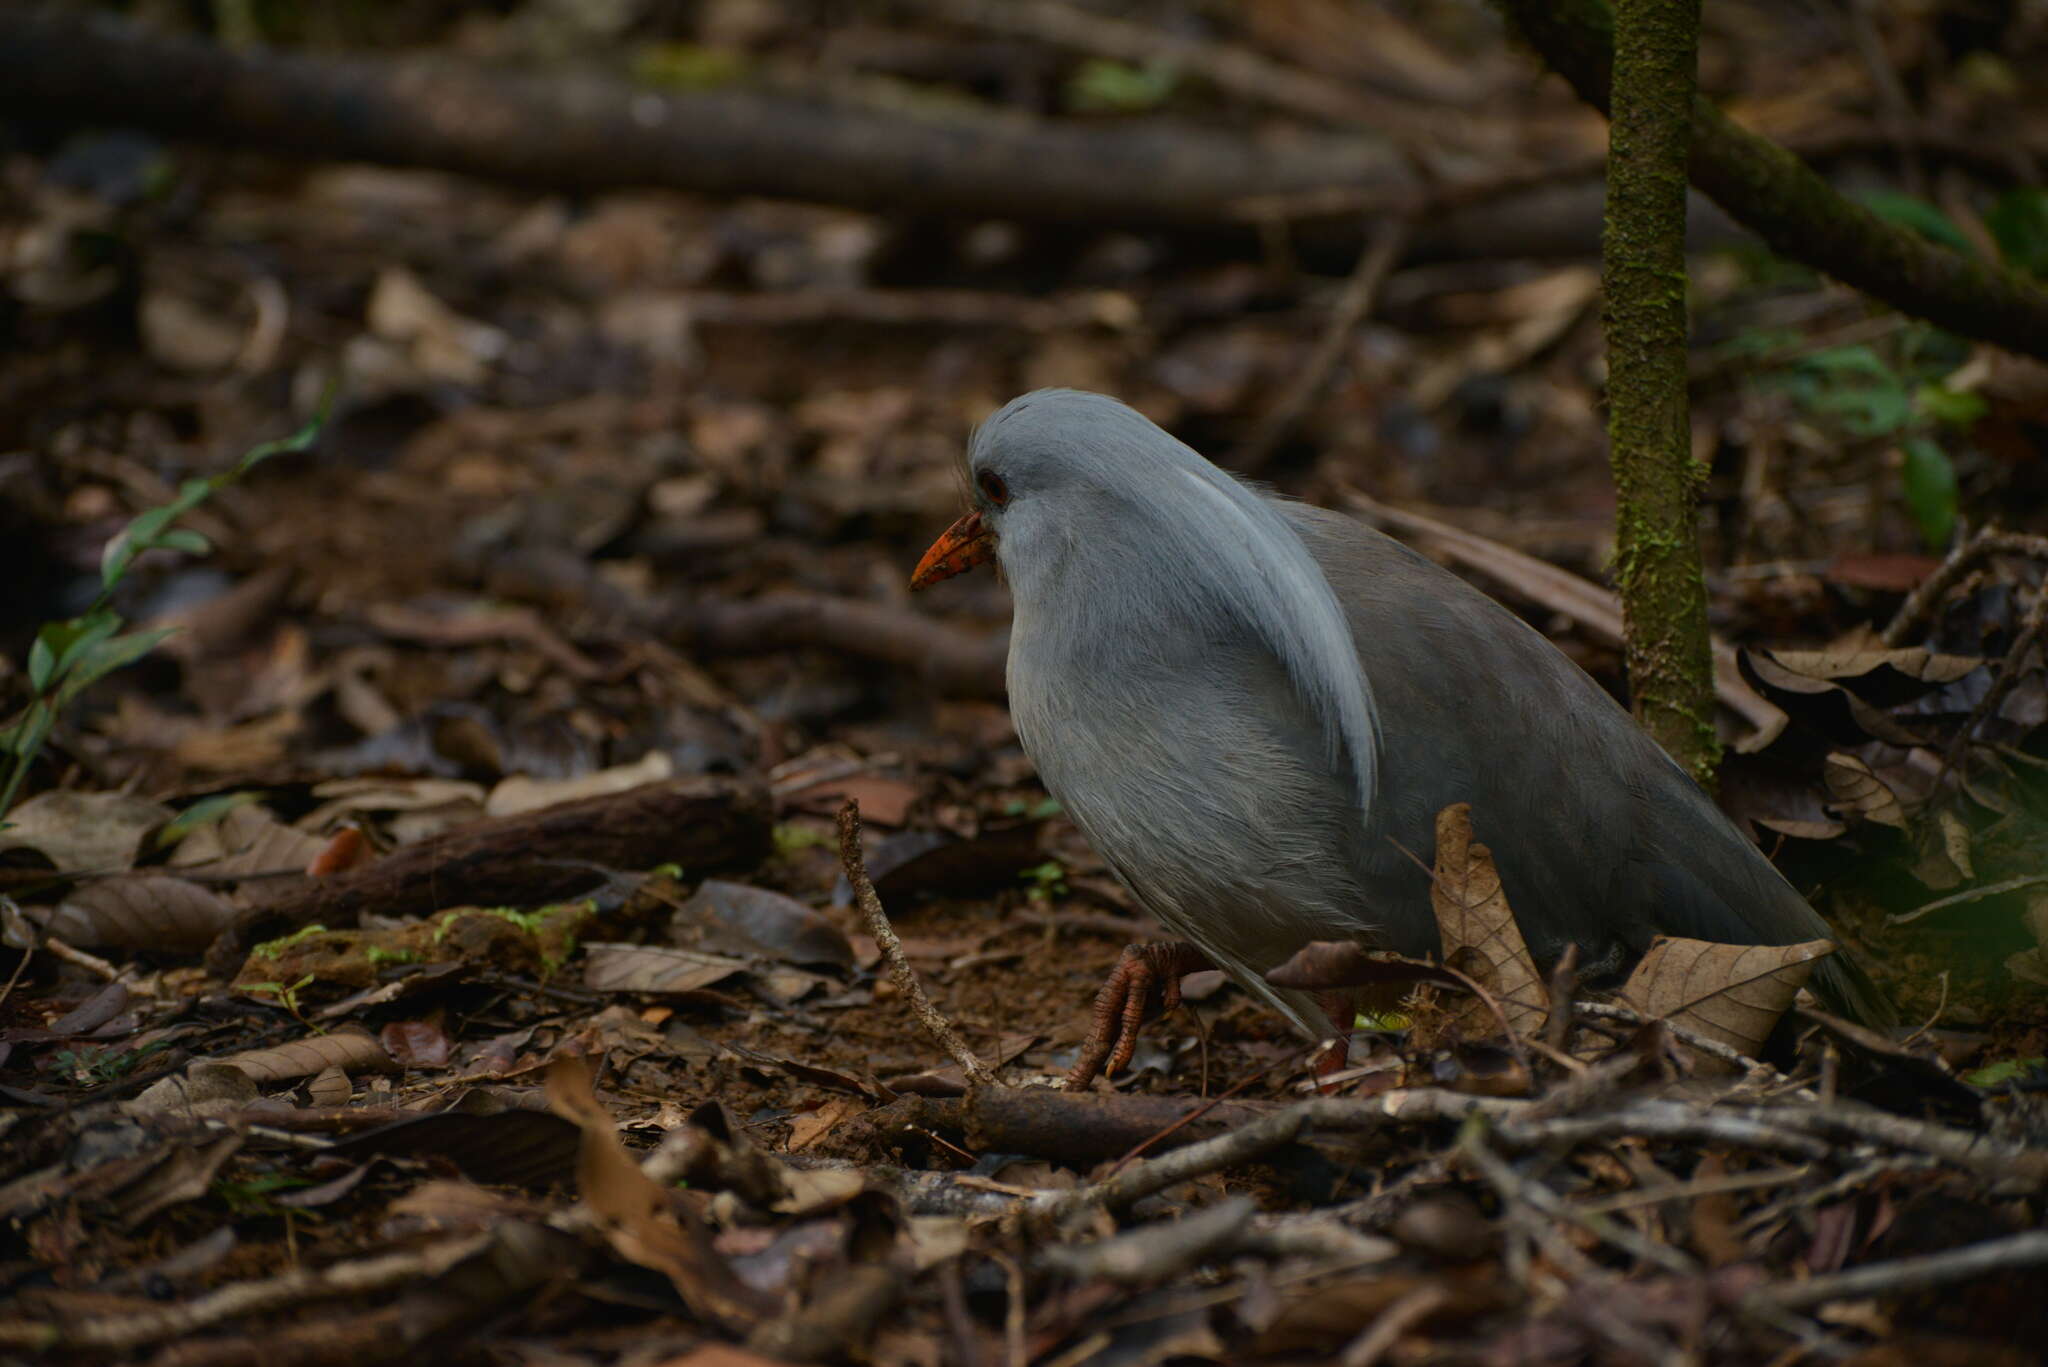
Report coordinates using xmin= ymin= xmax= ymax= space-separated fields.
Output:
xmin=1068 ymin=941 xmax=1213 ymax=1087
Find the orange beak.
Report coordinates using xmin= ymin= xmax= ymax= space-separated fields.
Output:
xmin=910 ymin=509 xmax=996 ymax=590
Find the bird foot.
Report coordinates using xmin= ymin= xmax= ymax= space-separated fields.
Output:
xmin=1311 ymin=990 xmax=1354 ymax=1093
xmin=1067 ymin=941 xmax=1214 ymax=1087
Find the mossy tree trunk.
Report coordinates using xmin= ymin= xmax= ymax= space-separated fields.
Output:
xmin=1602 ymin=0 xmax=1719 ymax=784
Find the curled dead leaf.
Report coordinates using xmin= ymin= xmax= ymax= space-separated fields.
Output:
xmin=217 ymin=1027 xmax=394 ymax=1084
xmin=0 ymin=791 xmax=172 ymax=872
xmin=545 ymin=1054 xmax=771 ymax=1331
xmin=1430 ymin=803 xmax=1547 ymax=1037
xmin=1619 ymin=935 xmax=1834 ymax=1061
xmin=45 ymin=875 xmax=237 ymax=953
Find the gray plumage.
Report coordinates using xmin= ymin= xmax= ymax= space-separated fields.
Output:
xmin=964 ymin=388 xmax=1888 ymax=1033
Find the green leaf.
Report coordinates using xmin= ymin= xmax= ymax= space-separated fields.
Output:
xmin=1986 ymin=187 xmax=2048 ymax=277
xmin=1799 ymin=344 xmax=1894 ymax=380
xmin=1916 ymin=383 xmax=1988 ymax=428
xmin=1901 ymin=437 xmax=1959 ymax=549
xmin=0 ymin=700 xmax=53 ymax=759
xmin=234 ymin=392 xmax=333 ymax=476
xmin=26 ymin=633 xmax=56 ymax=693
xmin=150 ymin=528 xmax=212 ymax=556
xmin=1963 ymin=1056 xmax=2044 ymax=1088
xmin=53 ymin=627 xmax=178 ymax=708
xmin=30 ymin=612 xmax=123 ymax=691
xmin=1858 ymin=191 xmax=1977 ymax=255
xmin=632 ymin=42 xmax=748 ymax=90
xmin=157 ymin=790 xmax=267 ymax=847
xmin=1065 ymin=58 xmax=1180 ymax=113
xmin=100 ymin=503 xmax=179 ymax=588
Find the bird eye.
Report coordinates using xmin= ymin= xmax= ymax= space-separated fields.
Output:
xmin=977 ymin=469 xmax=1009 ymax=505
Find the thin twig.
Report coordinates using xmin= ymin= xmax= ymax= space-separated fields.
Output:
xmin=1339 ymin=1283 xmax=1450 ymax=1367
xmin=1890 ymin=872 xmax=2048 ymax=926
xmin=0 ymin=1234 xmax=494 ymax=1351
xmin=1744 ymin=1229 xmax=2048 ymax=1311
xmin=836 ymin=799 xmax=998 ymax=1088
xmin=1574 ymin=1000 xmax=1790 ymax=1080
xmin=1882 ymin=525 xmax=2048 ymax=646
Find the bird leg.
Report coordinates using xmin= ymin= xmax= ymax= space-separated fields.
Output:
xmin=1068 ymin=941 xmax=1214 ymax=1087
xmin=1312 ymin=990 xmax=1355 ymax=1085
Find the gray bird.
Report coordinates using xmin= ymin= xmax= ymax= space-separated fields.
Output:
xmin=911 ymin=389 xmax=1889 ymax=1083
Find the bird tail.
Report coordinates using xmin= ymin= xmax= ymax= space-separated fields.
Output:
xmin=1811 ymin=949 xmax=1898 ymax=1029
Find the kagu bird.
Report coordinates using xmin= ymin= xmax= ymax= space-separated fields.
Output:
xmin=911 ymin=389 xmax=1889 ymax=1084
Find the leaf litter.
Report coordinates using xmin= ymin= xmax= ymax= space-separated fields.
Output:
xmin=4 ymin=3 xmax=2048 ymax=1362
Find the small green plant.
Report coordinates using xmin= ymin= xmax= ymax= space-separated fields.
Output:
xmin=1752 ymin=333 xmax=1976 ymax=550
xmin=1964 ymin=1055 xmax=2045 ymax=1088
xmin=772 ymin=823 xmax=829 ymax=856
xmin=0 ymin=403 xmax=329 ymax=818
xmin=243 ymin=973 xmax=317 ymax=1026
xmin=1065 ymin=59 xmax=1179 ymax=113
xmin=1002 ymin=797 xmax=1064 ymax=820
xmin=155 ymin=790 xmax=267 ymax=848
xmin=52 ymin=1038 xmax=170 ymax=1085
xmin=364 ymin=945 xmax=420 ymax=968
xmin=250 ymin=924 xmax=329 ymax=959
xmin=212 ymin=1171 xmax=315 ymax=1217
xmin=1019 ymin=859 xmax=1068 ymax=904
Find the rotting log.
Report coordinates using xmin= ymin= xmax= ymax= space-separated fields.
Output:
xmin=0 ymin=9 xmax=1399 ymax=235
xmin=0 ymin=7 xmax=1726 ymax=268
xmin=203 ymin=774 xmax=772 ymax=976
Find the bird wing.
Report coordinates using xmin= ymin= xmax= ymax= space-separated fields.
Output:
xmin=1273 ymin=501 xmax=1893 ymax=1024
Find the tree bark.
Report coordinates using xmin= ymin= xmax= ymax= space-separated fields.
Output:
xmin=1600 ymin=0 xmax=1719 ymax=782
xmin=1495 ymin=0 xmax=2048 ymax=360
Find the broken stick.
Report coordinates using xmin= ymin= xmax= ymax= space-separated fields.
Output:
xmin=836 ymin=800 xmax=999 ymax=1088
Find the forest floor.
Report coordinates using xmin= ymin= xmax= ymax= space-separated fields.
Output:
xmin=4 ymin=3 xmax=2048 ymax=1364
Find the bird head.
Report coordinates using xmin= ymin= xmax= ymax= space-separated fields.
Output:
xmin=909 ymin=389 xmax=1192 ymax=598
xmin=908 ymin=389 xmax=1383 ymax=808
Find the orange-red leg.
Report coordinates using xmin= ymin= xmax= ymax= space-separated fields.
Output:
xmin=1067 ymin=942 xmax=1214 ymax=1087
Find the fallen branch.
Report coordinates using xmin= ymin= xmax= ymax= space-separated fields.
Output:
xmin=837 ymin=800 xmax=998 ymax=1088
xmin=1743 ymin=1228 xmax=2048 ymax=1312
xmin=0 ymin=1233 xmax=496 ymax=1352
xmin=0 ymin=9 xmax=1405 ymax=239
xmin=204 ymin=775 xmax=771 ymax=976
xmin=1882 ymin=524 xmax=2048 ymax=647
xmin=1493 ymin=0 xmax=2048 ymax=358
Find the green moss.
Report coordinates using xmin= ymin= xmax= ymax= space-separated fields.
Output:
xmin=251 ymin=924 xmax=329 ymax=959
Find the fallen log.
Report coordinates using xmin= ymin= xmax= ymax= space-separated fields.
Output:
xmin=203 ymin=774 xmax=772 ymax=976
xmin=0 ymin=9 xmax=1403 ymax=236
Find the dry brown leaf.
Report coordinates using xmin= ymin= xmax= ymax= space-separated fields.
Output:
xmin=125 ymin=1061 xmax=260 ymax=1117
xmin=304 ymin=1065 xmax=353 ymax=1107
xmin=218 ymin=1027 xmax=393 ymax=1084
xmin=1688 ymin=1152 xmax=1748 ymax=1268
xmin=1823 ymin=752 xmax=1907 ymax=828
xmin=301 ymin=776 xmax=488 ymax=827
xmin=45 ymin=875 xmax=237 ymax=952
xmin=582 ymin=942 xmax=750 ymax=995
xmin=1430 ymin=804 xmax=1547 ymax=1038
xmin=0 ymin=791 xmax=172 ymax=871
xmin=1764 ymin=627 xmax=1981 ymax=684
xmin=486 ymin=752 xmax=674 ymax=817
xmin=383 ymin=1180 xmax=539 ymax=1238
xmin=545 ymin=1054 xmax=769 ymax=1332
xmin=1620 ymin=935 xmax=1834 ymax=1060
xmin=171 ymin=802 xmax=330 ymax=877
